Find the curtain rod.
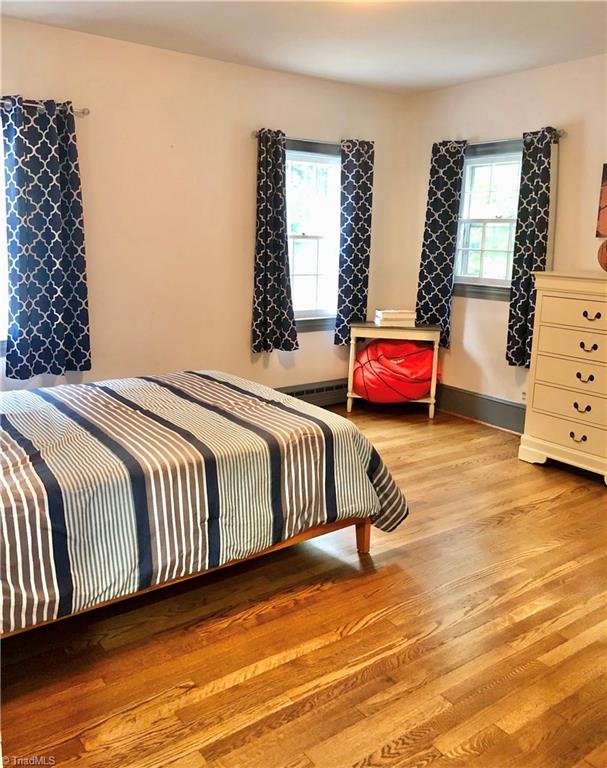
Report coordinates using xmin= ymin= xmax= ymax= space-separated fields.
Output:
xmin=250 ymin=131 xmax=566 ymax=145
xmin=251 ymin=131 xmax=340 ymax=146
xmin=0 ymin=98 xmax=90 ymax=118
xmin=469 ymin=129 xmax=566 ymax=146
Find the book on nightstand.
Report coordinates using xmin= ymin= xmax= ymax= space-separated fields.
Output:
xmin=374 ymin=309 xmax=417 ymax=327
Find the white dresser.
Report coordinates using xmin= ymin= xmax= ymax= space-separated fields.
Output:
xmin=519 ymin=271 xmax=607 ymax=484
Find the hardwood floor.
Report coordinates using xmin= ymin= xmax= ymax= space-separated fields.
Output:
xmin=2 ymin=406 xmax=606 ymax=768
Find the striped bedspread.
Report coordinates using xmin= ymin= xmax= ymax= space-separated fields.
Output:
xmin=0 ymin=371 xmax=408 ymax=634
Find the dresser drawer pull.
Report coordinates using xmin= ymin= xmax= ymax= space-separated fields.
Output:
xmin=579 ymin=341 xmax=599 ymax=353
xmin=569 ymin=431 xmax=588 ymax=443
xmin=582 ymin=310 xmax=602 ymax=321
xmin=573 ymin=402 xmax=592 ymax=414
xmin=576 ymin=372 xmax=595 ymax=383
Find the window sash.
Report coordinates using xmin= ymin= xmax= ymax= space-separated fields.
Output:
xmin=455 ymin=148 xmax=521 ymax=289
xmin=288 ymin=235 xmax=336 ymax=319
xmin=455 ymin=217 xmax=517 ymax=286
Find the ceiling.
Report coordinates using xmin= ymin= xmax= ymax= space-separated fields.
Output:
xmin=3 ymin=1 xmax=607 ymax=92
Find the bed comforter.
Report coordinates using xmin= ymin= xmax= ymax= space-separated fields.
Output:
xmin=0 ymin=370 xmax=408 ymax=634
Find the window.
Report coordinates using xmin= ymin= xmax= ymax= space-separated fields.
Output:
xmin=454 ymin=141 xmax=522 ymax=295
xmin=285 ymin=141 xmax=340 ymax=329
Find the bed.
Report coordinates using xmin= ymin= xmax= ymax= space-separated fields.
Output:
xmin=0 ymin=370 xmax=408 ymax=636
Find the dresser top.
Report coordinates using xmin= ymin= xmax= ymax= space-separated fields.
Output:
xmin=533 ymin=270 xmax=607 ymax=281
xmin=533 ymin=271 xmax=607 ymax=296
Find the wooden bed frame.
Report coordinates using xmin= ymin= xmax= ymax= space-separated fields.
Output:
xmin=1 ymin=517 xmax=371 ymax=638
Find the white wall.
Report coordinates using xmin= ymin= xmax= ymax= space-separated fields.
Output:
xmin=0 ymin=17 xmax=406 ymax=391
xmin=2 ymin=19 xmax=605 ymax=402
xmin=378 ymin=54 xmax=607 ymax=403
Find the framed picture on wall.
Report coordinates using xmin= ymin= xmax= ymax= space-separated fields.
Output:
xmin=597 ymin=163 xmax=607 ymax=237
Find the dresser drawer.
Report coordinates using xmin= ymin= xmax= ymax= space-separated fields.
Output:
xmin=525 ymin=411 xmax=607 ymax=458
xmin=535 ymin=355 xmax=607 ymax=397
xmin=540 ymin=295 xmax=607 ymax=332
xmin=533 ymin=383 xmax=607 ymax=428
xmin=537 ymin=326 xmax=607 ymax=364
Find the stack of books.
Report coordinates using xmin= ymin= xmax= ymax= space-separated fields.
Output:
xmin=374 ymin=309 xmax=417 ymax=327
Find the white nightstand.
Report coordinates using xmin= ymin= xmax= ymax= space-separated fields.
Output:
xmin=346 ymin=322 xmax=441 ymax=417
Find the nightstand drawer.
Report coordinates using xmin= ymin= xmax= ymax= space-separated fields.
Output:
xmin=535 ymin=355 xmax=607 ymax=397
xmin=538 ymin=326 xmax=607 ymax=364
xmin=533 ymin=383 xmax=607 ymax=428
xmin=540 ymin=295 xmax=607 ymax=332
xmin=525 ymin=411 xmax=607 ymax=458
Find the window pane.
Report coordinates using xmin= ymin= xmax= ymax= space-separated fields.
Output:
xmin=492 ymin=162 xmax=519 ymax=188
xmin=491 ymin=162 xmax=521 ymax=218
xmin=465 ymin=157 xmax=521 ymax=219
xmin=292 ymin=276 xmax=317 ymax=311
xmin=467 ymin=194 xmax=491 ymax=220
xmin=286 ymin=162 xmax=308 ymax=234
xmin=317 ymin=239 xmax=339 ymax=314
xmin=317 ymin=272 xmax=339 ymax=313
xmin=458 ymin=249 xmax=481 ymax=277
xmin=466 ymin=164 xmax=492 ymax=218
xmin=457 ymin=222 xmax=483 ymax=250
xmin=483 ymin=223 xmax=511 ymax=251
xmin=481 ymin=251 xmax=509 ymax=280
xmin=470 ymin=164 xmax=491 ymax=193
xmin=315 ymin=164 xmax=329 ymax=196
xmin=286 ymin=157 xmax=340 ymax=237
xmin=470 ymin=225 xmax=483 ymax=249
xmin=290 ymin=238 xmax=318 ymax=275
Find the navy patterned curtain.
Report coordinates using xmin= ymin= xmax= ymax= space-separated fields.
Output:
xmin=251 ymin=128 xmax=298 ymax=353
xmin=506 ymin=127 xmax=559 ymax=367
xmin=334 ymin=139 xmax=375 ymax=346
xmin=415 ymin=140 xmax=467 ymax=348
xmin=1 ymin=96 xmax=91 ymax=380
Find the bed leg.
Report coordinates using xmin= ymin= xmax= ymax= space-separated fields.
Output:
xmin=356 ymin=519 xmax=371 ymax=554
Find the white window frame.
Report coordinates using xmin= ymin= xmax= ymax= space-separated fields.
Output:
xmin=285 ymin=141 xmax=341 ymax=329
xmin=454 ymin=145 xmax=522 ymax=292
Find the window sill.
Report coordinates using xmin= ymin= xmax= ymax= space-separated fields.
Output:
xmin=295 ymin=316 xmax=336 ymax=332
xmin=453 ymin=283 xmax=511 ymax=302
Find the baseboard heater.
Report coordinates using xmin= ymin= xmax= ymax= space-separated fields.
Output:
xmin=277 ymin=378 xmax=348 ymax=407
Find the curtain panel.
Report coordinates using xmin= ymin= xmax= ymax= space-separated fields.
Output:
xmin=506 ymin=127 xmax=560 ymax=367
xmin=334 ymin=139 xmax=375 ymax=346
xmin=1 ymin=95 xmax=91 ymax=380
xmin=414 ymin=140 xmax=467 ymax=348
xmin=251 ymin=128 xmax=298 ymax=353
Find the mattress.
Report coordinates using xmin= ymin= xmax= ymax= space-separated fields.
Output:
xmin=0 ymin=370 xmax=408 ymax=634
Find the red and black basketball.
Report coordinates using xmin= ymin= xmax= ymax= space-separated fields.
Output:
xmin=352 ymin=339 xmax=441 ymax=403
